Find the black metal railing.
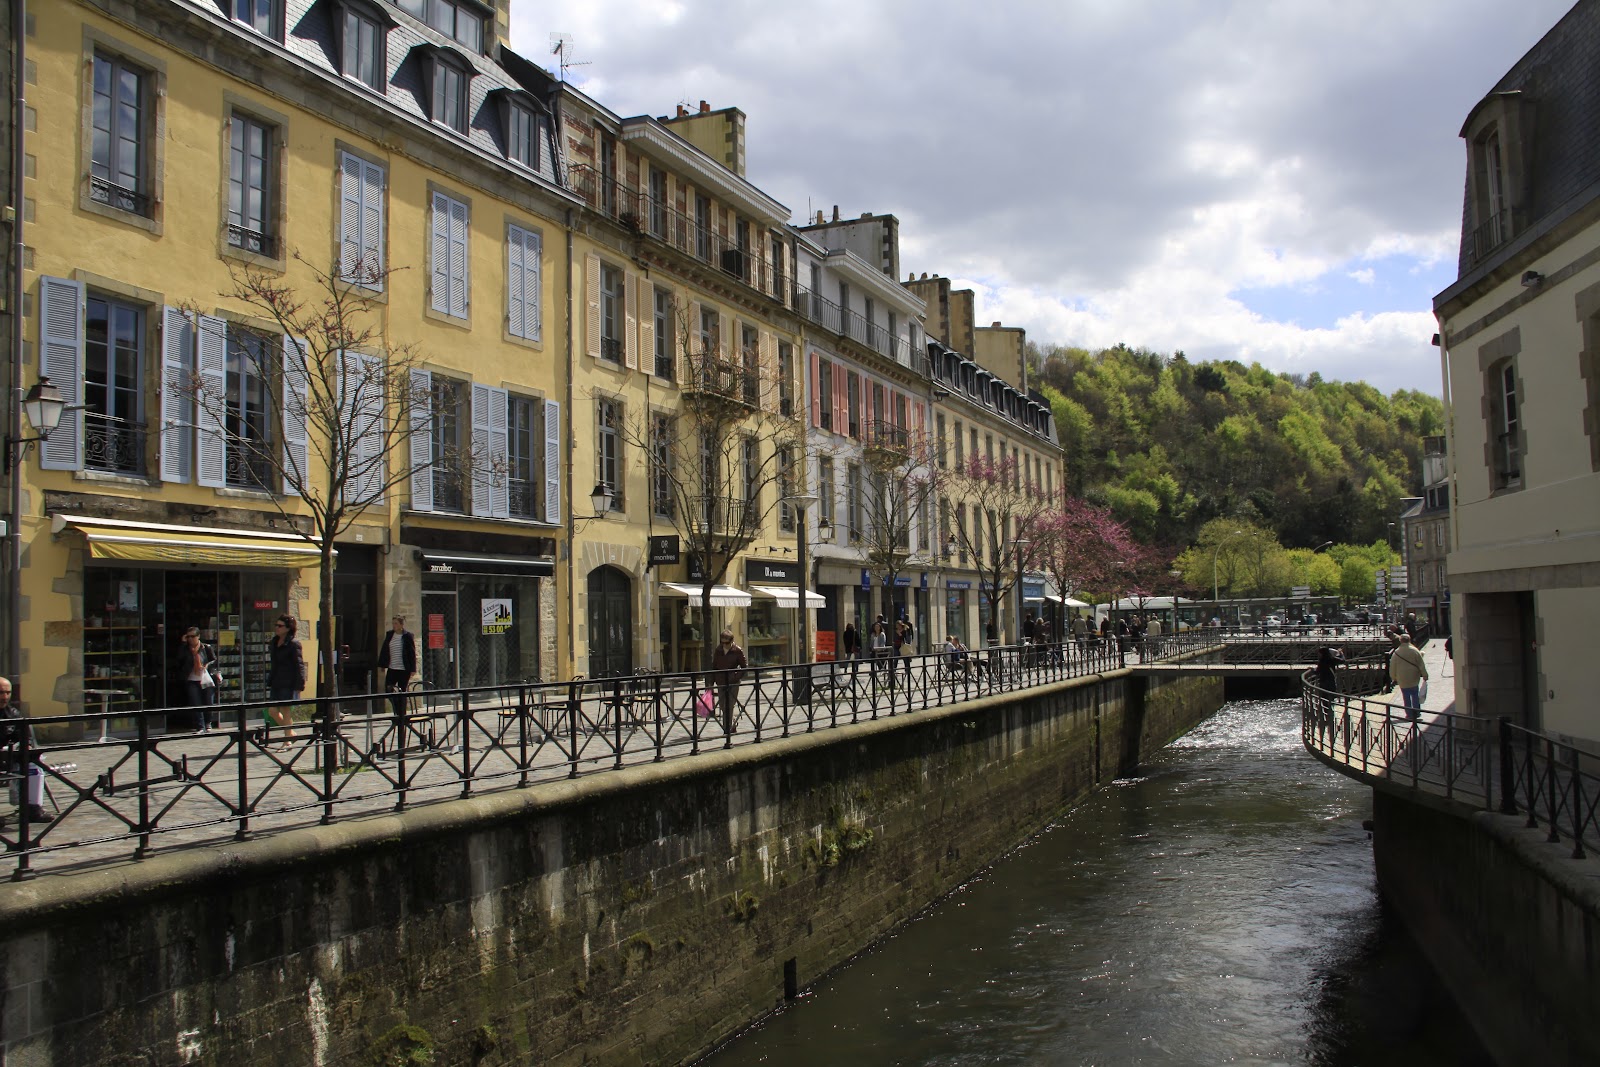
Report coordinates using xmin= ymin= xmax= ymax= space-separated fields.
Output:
xmin=82 ymin=411 xmax=147 ymax=476
xmin=791 ymin=283 xmax=912 ymax=365
xmin=227 ymin=223 xmax=279 ymax=259
xmin=224 ymin=447 xmax=274 ymax=491
xmin=1466 ymin=205 xmax=1518 ymax=264
xmin=863 ymin=420 xmax=911 ymax=456
xmin=1301 ymin=676 xmax=1600 ymax=861
xmin=0 ymin=632 xmax=1231 ymax=879
xmin=89 ymin=174 xmax=151 ymax=217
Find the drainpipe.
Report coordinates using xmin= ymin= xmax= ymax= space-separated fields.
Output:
xmin=7 ymin=0 xmax=27 ymax=685
xmin=563 ymin=209 xmax=576 ymax=679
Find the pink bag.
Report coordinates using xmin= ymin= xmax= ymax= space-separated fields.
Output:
xmin=695 ymin=689 xmax=716 ymax=718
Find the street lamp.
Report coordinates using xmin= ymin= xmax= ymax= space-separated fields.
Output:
xmin=4 ymin=377 xmax=66 ymax=471
xmin=1212 ymin=529 xmax=1245 ymax=609
xmin=1011 ymin=537 xmax=1030 ymax=645
xmin=8 ymin=377 xmax=70 ymax=681
xmin=785 ymin=493 xmax=819 ymax=665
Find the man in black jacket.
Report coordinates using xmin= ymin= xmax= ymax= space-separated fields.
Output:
xmin=0 ymin=678 xmax=51 ymax=824
xmin=378 ymin=616 xmax=417 ymax=716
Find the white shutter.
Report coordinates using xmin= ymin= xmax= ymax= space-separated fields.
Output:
xmin=523 ymin=230 xmax=542 ymax=342
xmin=470 ymin=381 xmax=493 ymax=517
xmin=281 ymin=335 xmax=309 ymax=496
xmin=361 ymin=157 xmax=385 ymax=288
xmin=159 ymin=306 xmax=193 ymax=483
xmin=507 ymin=227 xmax=527 ymax=338
xmin=450 ymin=196 xmax=469 ymax=317
xmin=623 ymin=270 xmax=639 ymax=370
xmin=584 ymin=253 xmax=601 ymax=359
xmin=340 ymin=351 xmax=385 ymax=504
xmin=409 ymin=368 xmax=433 ymax=512
xmin=488 ymin=387 xmax=509 ymax=518
xmin=685 ymin=299 xmax=701 ymax=383
xmin=639 ymin=286 xmax=656 ymax=376
xmin=543 ymin=399 xmax=561 ymax=523
xmin=195 ymin=316 xmax=228 ymax=488
xmin=38 ymin=277 xmax=84 ymax=471
xmin=758 ymin=330 xmax=776 ymax=412
xmin=431 ymin=192 xmax=450 ymax=315
xmin=338 ymin=153 xmax=363 ymax=281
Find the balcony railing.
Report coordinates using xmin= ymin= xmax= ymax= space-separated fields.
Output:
xmin=83 ymin=411 xmax=147 ymax=476
xmin=227 ymin=223 xmax=279 ymax=259
xmin=792 ymin=283 xmax=911 ymax=365
xmin=863 ymin=419 xmax=911 ymax=458
xmin=1466 ymin=206 xmax=1518 ymax=264
xmin=569 ymin=166 xmax=789 ymax=304
xmin=680 ymin=358 xmax=757 ymax=405
xmin=224 ymin=447 xmax=274 ymax=492
xmin=689 ymin=495 xmax=748 ymax=536
xmin=88 ymin=174 xmax=151 ymax=217
xmin=509 ymin=478 xmax=540 ymax=521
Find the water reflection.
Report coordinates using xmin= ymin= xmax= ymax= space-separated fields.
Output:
xmin=699 ymin=699 xmax=1489 ymax=1066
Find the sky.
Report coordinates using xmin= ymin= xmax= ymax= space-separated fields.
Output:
xmin=509 ymin=0 xmax=1578 ymax=398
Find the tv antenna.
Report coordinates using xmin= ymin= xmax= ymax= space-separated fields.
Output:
xmin=549 ymin=33 xmax=590 ymax=82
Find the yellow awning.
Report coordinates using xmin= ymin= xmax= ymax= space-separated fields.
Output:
xmin=56 ymin=515 xmax=328 ymax=568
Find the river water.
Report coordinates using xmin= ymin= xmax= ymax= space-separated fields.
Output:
xmin=700 ymin=698 xmax=1491 ymax=1066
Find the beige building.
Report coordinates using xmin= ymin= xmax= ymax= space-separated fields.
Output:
xmin=1434 ymin=0 xmax=1600 ymax=746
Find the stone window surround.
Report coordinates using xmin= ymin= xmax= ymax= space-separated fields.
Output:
xmin=1477 ymin=326 xmax=1524 ymax=494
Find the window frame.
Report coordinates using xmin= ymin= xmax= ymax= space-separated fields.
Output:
xmin=651 ymin=412 xmax=675 ymax=520
xmin=429 ymin=375 xmax=468 ymax=512
xmin=428 ymin=51 xmax=472 ymax=135
xmin=223 ymin=324 xmax=277 ymax=492
xmin=507 ymin=393 xmax=540 ymax=519
xmin=88 ymin=49 xmax=155 ymax=220
xmin=227 ymin=110 xmax=278 ymax=259
xmin=652 ymin=286 xmax=674 ymax=380
xmin=599 ymin=263 xmax=624 ymax=362
xmin=82 ymin=294 xmax=148 ymax=477
xmin=597 ymin=396 xmax=624 ymax=511
xmin=338 ymin=1 xmax=388 ymax=91
xmin=337 ymin=148 xmax=387 ymax=289
xmin=505 ymin=96 xmax=539 ymax=170
xmin=429 ymin=188 xmax=471 ymax=319
xmin=506 ymin=222 xmax=543 ymax=342
xmin=228 ymin=0 xmax=282 ymax=40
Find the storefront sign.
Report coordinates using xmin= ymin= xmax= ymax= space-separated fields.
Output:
xmin=1022 ymin=579 xmax=1046 ymax=599
xmin=427 ymin=613 xmax=446 ymax=632
xmin=860 ymin=569 xmax=912 ymax=588
xmin=427 ymin=631 xmax=446 ymax=649
xmin=687 ymin=554 xmax=706 ymax=582
xmin=253 ymin=600 xmax=276 ymax=611
xmin=648 ymin=535 xmax=681 ymax=565
xmin=815 ymin=630 xmax=836 ymax=661
xmin=946 ymin=580 xmax=971 ymax=589
xmin=481 ymin=598 xmax=513 ymax=635
xmin=745 ymin=559 xmax=797 ymax=585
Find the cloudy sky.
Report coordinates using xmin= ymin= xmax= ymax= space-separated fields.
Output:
xmin=510 ymin=0 xmax=1576 ymax=397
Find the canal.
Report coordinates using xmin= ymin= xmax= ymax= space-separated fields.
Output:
xmin=699 ymin=697 xmax=1491 ymax=1066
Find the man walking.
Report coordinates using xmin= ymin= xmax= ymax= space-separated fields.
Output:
xmin=378 ymin=616 xmax=417 ymax=717
xmin=1388 ymin=633 xmax=1429 ymax=720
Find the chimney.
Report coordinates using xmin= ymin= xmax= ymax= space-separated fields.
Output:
xmin=815 ymin=210 xmax=824 ymax=225
xmin=676 ymin=104 xmax=687 ymax=117
xmin=699 ymin=99 xmax=710 ymax=113
xmin=831 ymin=205 xmax=840 ymax=222
xmin=992 ymin=321 xmax=1001 ymax=328
xmin=861 ymin=211 xmax=872 ymax=219
xmin=920 ymin=272 xmax=928 ymax=280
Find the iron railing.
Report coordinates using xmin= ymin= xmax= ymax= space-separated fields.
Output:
xmin=82 ymin=411 xmax=147 ymax=476
xmin=88 ymin=174 xmax=151 ymax=217
xmin=792 ymin=283 xmax=912 ymax=365
xmin=1301 ymin=676 xmax=1600 ymax=861
xmin=0 ymin=632 xmax=1233 ymax=879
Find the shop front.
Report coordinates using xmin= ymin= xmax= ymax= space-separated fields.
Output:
xmin=744 ymin=558 xmax=825 ymax=666
xmin=945 ymin=580 xmax=971 ymax=645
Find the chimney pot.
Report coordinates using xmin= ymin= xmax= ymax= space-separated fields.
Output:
xmin=921 ymin=272 xmax=928 ymax=280
xmin=831 ymin=205 xmax=840 ymax=222
xmin=815 ymin=210 xmax=823 ymax=224
xmin=676 ymin=104 xmax=687 ymax=117
xmin=992 ymin=321 xmax=1002 ymax=328
xmin=699 ymin=99 xmax=709 ymax=113
xmin=861 ymin=211 xmax=872 ymax=219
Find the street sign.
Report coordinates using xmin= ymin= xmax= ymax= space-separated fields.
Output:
xmin=1291 ymin=585 xmax=1310 ymax=598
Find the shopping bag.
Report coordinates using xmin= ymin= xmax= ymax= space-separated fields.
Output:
xmin=695 ymin=689 xmax=716 ymax=718
xmin=1419 ymin=679 xmax=1429 ymax=704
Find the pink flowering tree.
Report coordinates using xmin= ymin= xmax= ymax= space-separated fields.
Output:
xmin=1029 ymin=498 xmax=1140 ymax=613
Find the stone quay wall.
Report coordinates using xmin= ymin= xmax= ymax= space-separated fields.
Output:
xmin=0 ymin=670 xmax=1222 ymax=1067
xmin=1372 ymin=790 xmax=1600 ymax=1067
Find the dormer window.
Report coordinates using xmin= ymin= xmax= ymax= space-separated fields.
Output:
xmin=419 ymin=47 xmax=472 ymax=134
xmin=493 ymin=90 xmax=541 ymax=170
xmin=336 ymin=0 xmax=392 ymax=91
xmin=228 ymin=0 xmax=281 ymax=39
xmin=1461 ymin=91 xmax=1530 ymax=265
xmin=393 ymin=0 xmax=483 ymax=52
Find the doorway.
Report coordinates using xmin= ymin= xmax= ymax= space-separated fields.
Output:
xmin=586 ymin=565 xmax=633 ymax=678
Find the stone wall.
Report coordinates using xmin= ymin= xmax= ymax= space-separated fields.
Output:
xmin=0 ymin=671 xmax=1222 ymax=1066
xmin=1372 ymin=790 xmax=1600 ymax=1067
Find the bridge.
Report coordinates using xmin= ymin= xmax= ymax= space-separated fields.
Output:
xmin=0 ymin=625 xmax=1392 ymax=881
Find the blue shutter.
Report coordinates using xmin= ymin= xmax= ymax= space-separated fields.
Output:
xmin=431 ymin=192 xmax=450 ymax=314
xmin=38 ymin=277 xmax=84 ymax=471
xmin=195 ymin=316 xmax=228 ymax=488
xmin=507 ymin=227 xmax=527 ymax=338
xmin=409 ymin=368 xmax=432 ymax=512
xmin=281 ymin=335 xmax=309 ymax=496
xmin=159 ymin=306 xmax=193 ymax=483
xmin=488 ymin=386 xmax=509 ymax=518
xmin=470 ymin=381 xmax=493 ymax=517
xmin=543 ymin=399 xmax=561 ymax=523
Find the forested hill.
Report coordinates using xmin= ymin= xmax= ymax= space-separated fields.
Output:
xmin=1032 ymin=344 xmax=1445 ymax=550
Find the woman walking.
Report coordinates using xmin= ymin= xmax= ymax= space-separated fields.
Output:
xmin=264 ymin=615 xmax=306 ymax=746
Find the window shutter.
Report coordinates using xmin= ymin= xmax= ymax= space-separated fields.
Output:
xmin=507 ymin=228 xmax=526 ymax=337
xmin=430 ymin=193 xmax=450 ymax=314
xmin=38 ymin=277 xmax=84 ymax=472
xmin=543 ymin=399 xmax=561 ymax=523
xmin=525 ymin=229 xmax=543 ymax=341
xmin=340 ymin=350 xmax=385 ymax=505
xmin=281 ymin=335 xmax=310 ymax=496
xmin=507 ymin=225 xmax=542 ymax=341
xmin=809 ymin=352 xmax=821 ymax=427
xmin=338 ymin=153 xmax=363 ymax=281
xmin=758 ymin=331 xmax=776 ymax=411
xmin=638 ymin=289 xmax=655 ymax=374
xmin=833 ymin=361 xmax=847 ymax=433
xmin=409 ymin=368 xmax=433 ymax=511
xmin=489 ymin=386 xmax=509 ymax=518
xmin=684 ymin=300 xmax=701 ymax=382
xmin=195 ymin=316 xmax=228 ymax=488
xmin=450 ymin=196 xmax=469 ymax=317
xmin=584 ymin=253 xmax=601 ymax=359
xmin=470 ymin=381 xmax=495 ymax=517
xmin=361 ymin=157 xmax=385 ymax=288
xmin=159 ymin=306 xmax=193 ymax=483
xmin=623 ymin=271 xmax=639 ymax=370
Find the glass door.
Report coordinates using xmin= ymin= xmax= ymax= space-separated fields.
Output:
xmin=421 ymin=589 xmax=458 ymax=689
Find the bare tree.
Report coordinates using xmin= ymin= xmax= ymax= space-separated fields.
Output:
xmin=183 ymin=255 xmax=468 ymax=698
xmin=856 ymin=423 xmax=941 ymax=622
xmin=945 ymin=453 xmax=1047 ymax=644
xmin=617 ymin=306 xmax=804 ymax=671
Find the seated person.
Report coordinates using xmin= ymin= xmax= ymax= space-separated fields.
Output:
xmin=943 ymin=635 xmax=971 ymax=675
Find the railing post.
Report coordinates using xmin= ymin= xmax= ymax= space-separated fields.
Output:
xmin=1545 ymin=738 xmax=1561 ymax=843
xmin=320 ymin=697 xmax=336 ymax=825
xmin=236 ymin=701 xmax=254 ymax=840
xmin=458 ymin=699 xmax=474 ymax=798
xmin=612 ymin=679 xmax=625 ymax=771
xmin=135 ymin=708 xmax=151 ymax=858
xmin=1568 ymin=746 xmax=1586 ymax=860
xmin=1498 ymin=717 xmax=1517 ymax=815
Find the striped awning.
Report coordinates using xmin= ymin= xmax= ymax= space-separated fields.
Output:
xmin=658 ymin=582 xmax=752 ymax=607
xmin=55 ymin=515 xmax=328 ymax=568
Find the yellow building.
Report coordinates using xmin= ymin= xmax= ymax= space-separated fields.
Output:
xmin=554 ymin=92 xmax=807 ymax=676
xmin=13 ymin=0 xmax=575 ymax=717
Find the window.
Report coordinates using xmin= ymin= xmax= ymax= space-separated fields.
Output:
xmin=845 ymin=463 xmax=862 ymax=543
xmin=506 ymin=100 xmax=538 ymax=169
xmin=653 ymin=287 xmax=674 ymax=379
xmin=741 ymin=324 xmax=759 ymax=405
xmin=508 ymin=394 xmax=540 ymax=519
xmin=340 ymin=5 xmax=386 ymax=90
xmin=864 ymin=297 xmax=876 ymax=348
xmin=506 ymin=223 xmax=542 ymax=341
xmin=698 ymin=305 xmax=718 ymax=361
xmin=1489 ymin=359 xmax=1521 ymax=489
xmin=599 ymin=135 xmax=617 ymax=215
xmin=695 ymin=194 xmax=711 ymax=260
xmin=777 ymin=446 xmax=795 ymax=532
xmin=394 ymin=0 xmax=482 ymax=51
xmin=430 ymin=377 xmax=467 ymax=511
xmin=597 ymin=397 xmax=623 ymax=510
xmin=83 ymin=296 xmax=145 ymax=475
xmin=90 ymin=52 xmax=150 ymax=216
xmin=778 ymin=342 xmax=794 ymax=416
xmin=338 ymin=151 xmax=385 ymax=287
xmin=936 ymin=413 xmax=947 ymax=468
xmin=818 ymin=457 xmax=835 ymax=529
xmin=816 ymin=359 xmax=833 ymax=430
xmin=847 ymin=371 xmax=861 ymax=438
xmin=649 ymin=167 xmax=667 ymax=238
xmin=651 ymin=413 xmax=675 ymax=519
xmin=954 ymin=420 xmax=964 ymax=468
xmin=430 ymin=190 xmax=469 ymax=318
xmin=430 ymin=55 xmax=470 ymax=134
xmin=1044 ymin=465 xmax=1052 ymax=501
xmin=230 ymin=0 xmax=278 ymax=37
xmin=225 ymin=326 xmax=275 ymax=490
xmin=770 ymin=235 xmax=786 ymax=300
xmin=600 ymin=264 xmax=623 ymax=362
xmin=228 ymin=113 xmax=276 ymax=257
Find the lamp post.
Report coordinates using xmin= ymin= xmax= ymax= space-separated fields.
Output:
xmin=1011 ymin=537 xmax=1030 ymax=645
xmin=785 ymin=494 xmax=819 ymax=665
xmin=7 ymin=377 xmax=68 ymax=680
xmin=1211 ymin=529 xmax=1245 ymax=614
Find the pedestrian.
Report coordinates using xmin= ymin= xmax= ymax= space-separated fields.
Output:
xmin=1313 ymin=646 xmax=1345 ymax=699
xmin=264 ymin=614 xmax=307 ymax=745
xmin=842 ymin=621 xmax=860 ymax=661
xmin=0 ymin=677 xmax=51 ymax=825
xmin=710 ymin=628 xmax=747 ymax=728
xmin=1388 ymin=633 xmax=1429 ymax=720
xmin=174 ymin=626 xmax=222 ymax=733
xmin=377 ymin=615 xmax=417 ymax=718
xmin=870 ymin=619 xmax=889 ymax=685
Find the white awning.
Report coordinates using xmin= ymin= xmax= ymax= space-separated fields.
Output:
xmin=658 ymin=582 xmax=753 ymax=607
xmin=1042 ymin=594 xmax=1092 ymax=608
xmin=749 ymin=585 xmax=826 ymax=609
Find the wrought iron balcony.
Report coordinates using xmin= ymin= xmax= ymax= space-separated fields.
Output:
xmin=680 ymin=358 xmax=757 ymax=405
xmin=227 ymin=223 xmax=279 ymax=258
xmin=89 ymin=175 xmax=151 ymax=217
xmin=689 ymin=495 xmax=748 ymax=537
xmin=83 ymin=411 xmax=146 ymax=476
xmin=863 ymin=419 xmax=911 ymax=459
xmin=1466 ymin=206 xmax=1518 ymax=264
xmin=509 ymin=477 xmax=540 ymax=520
xmin=792 ymin=283 xmax=911 ymax=365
